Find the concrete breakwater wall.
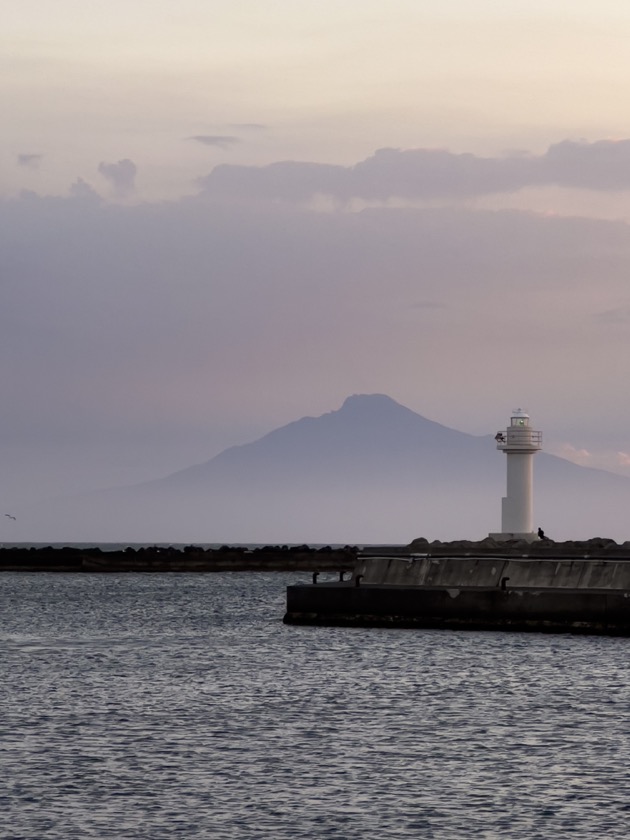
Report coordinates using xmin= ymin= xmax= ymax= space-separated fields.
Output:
xmin=284 ymin=582 xmax=630 ymax=635
xmin=354 ymin=555 xmax=630 ymax=590
xmin=285 ymin=553 xmax=630 ymax=635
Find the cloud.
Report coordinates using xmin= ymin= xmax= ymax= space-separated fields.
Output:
xmin=199 ymin=139 xmax=630 ymax=203
xmin=547 ymin=443 xmax=630 ymax=481
xmin=200 ymin=159 xmax=347 ymax=202
xmin=542 ymin=140 xmax=630 ymax=191
xmin=558 ymin=443 xmax=592 ymax=462
xmin=190 ymin=135 xmax=240 ymax=149
xmin=97 ymin=158 xmax=137 ymax=195
xmin=17 ymin=154 xmax=42 ymax=169
xmin=69 ymin=178 xmax=101 ymax=200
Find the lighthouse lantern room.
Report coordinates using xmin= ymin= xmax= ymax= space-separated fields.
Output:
xmin=489 ymin=409 xmax=542 ymax=542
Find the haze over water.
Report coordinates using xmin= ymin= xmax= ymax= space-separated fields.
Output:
xmin=1 ymin=572 xmax=628 ymax=838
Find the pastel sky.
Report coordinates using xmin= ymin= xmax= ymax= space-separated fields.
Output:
xmin=4 ymin=0 xmax=630 ymax=532
xmin=6 ymin=0 xmax=630 ymax=199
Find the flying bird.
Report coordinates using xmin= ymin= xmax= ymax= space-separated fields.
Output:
xmin=4 ymin=514 xmax=16 ymax=520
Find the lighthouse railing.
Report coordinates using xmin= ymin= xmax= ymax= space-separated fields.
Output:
xmin=495 ymin=430 xmax=542 ymax=449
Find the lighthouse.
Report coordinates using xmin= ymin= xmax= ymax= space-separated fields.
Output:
xmin=489 ymin=409 xmax=542 ymax=542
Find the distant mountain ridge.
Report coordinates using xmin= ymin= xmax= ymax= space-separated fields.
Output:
xmin=155 ymin=394 xmax=480 ymax=489
xmin=24 ymin=394 xmax=630 ymax=544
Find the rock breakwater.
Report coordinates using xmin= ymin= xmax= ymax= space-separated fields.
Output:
xmin=0 ymin=544 xmax=358 ymax=573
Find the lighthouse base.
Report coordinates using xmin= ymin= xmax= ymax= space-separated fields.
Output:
xmin=488 ymin=531 xmax=539 ymax=543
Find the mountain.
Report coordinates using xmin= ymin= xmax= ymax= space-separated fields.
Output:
xmin=21 ymin=394 xmax=630 ymax=544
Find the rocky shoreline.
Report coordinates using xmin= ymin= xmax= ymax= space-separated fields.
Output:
xmin=3 ymin=537 xmax=630 ymax=572
xmin=405 ymin=536 xmax=630 ymax=558
xmin=0 ymin=544 xmax=359 ymax=573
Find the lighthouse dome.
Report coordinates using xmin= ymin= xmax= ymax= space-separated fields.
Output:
xmin=511 ymin=408 xmax=530 ymax=427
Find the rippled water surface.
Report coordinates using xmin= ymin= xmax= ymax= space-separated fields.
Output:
xmin=1 ymin=572 xmax=629 ymax=839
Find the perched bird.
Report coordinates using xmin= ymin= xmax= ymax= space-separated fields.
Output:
xmin=4 ymin=514 xmax=16 ymax=521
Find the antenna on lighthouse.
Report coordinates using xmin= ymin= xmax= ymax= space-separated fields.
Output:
xmin=489 ymin=409 xmax=542 ymax=542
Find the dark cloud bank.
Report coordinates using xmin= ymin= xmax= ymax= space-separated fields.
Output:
xmin=190 ymin=135 xmax=240 ymax=149
xmin=200 ymin=139 xmax=630 ymax=202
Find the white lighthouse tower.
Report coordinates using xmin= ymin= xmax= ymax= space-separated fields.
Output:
xmin=489 ymin=409 xmax=542 ymax=542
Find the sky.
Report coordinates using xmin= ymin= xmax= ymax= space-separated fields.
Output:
xmin=4 ymin=0 xmax=630 ymax=534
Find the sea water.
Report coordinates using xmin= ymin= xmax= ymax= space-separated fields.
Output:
xmin=0 ymin=572 xmax=628 ymax=839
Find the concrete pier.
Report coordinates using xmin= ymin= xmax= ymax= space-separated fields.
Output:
xmin=284 ymin=549 xmax=630 ymax=635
